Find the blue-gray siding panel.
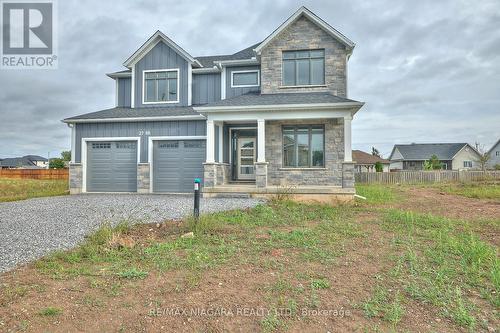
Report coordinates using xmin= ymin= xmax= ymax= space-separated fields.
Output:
xmin=75 ymin=121 xmax=206 ymax=164
xmin=134 ymin=41 xmax=189 ymax=107
xmin=117 ymin=78 xmax=131 ymax=107
xmin=192 ymin=73 xmax=221 ymax=105
xmin=226 ymin=65 xmax=261 ymax=99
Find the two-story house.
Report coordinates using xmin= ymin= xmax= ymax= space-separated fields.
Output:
xmin=63 ymin=6 xmax=364 ymax=202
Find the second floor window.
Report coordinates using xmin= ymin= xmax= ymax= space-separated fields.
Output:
xmin=143 ymin=69 xmax=178 ymax=103
xmin=231 ymin=70 xmax=260 ymax=87
xmin=282 ymin=49 xmax=325 ymax=86
xmin=463 ymin=161 xmax=472 ymax=168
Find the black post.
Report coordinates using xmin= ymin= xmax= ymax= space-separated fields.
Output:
xmin=193 ymin=178 xmax=201 ymax=220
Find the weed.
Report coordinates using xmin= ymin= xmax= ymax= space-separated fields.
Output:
xmin=117 ymin=268 xmax=148 ymax=279
xmin=38 ymin=307 xmax=61 ymax=316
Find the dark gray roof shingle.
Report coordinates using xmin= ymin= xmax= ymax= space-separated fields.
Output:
xmin=194 ymin=42 xmax=260 ymax=67
xmin=0 ymin=157 xmax=37 ymax=168
xmin=196 ymin=92 xmax=360 ymax=108
xmin=64 ymin=106 xmax=202 ymax=121
xmin=391 ymin=143 xmax=470 ymax=161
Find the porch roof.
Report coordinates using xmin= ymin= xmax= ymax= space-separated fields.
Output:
xmin=194 ymin=92 xmax=361 ymax=109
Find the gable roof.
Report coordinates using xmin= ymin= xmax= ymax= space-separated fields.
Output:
xmin=254 ymin=6 xmax=355 ymax=55
xmin=353 ymin=150 xmax=389 ymax=165
xmin=23 ymin=155 xmax=47 ymax=162
xmin=123 ymin=30 xmax=202 ymax=68
xmin=487 ymin=138 xmax=500 ymax=155
xmin=389 ymin=143 xmax=476 ymax=161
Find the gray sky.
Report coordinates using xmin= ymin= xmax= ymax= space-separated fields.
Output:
xmin=0 ymin=0 xmax=499 ymax=159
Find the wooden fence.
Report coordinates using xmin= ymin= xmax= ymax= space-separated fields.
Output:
xmin=0 ymin=169 xmax=69 ymax=180
xmin=355 ymin=170 xmax=500 ymax=184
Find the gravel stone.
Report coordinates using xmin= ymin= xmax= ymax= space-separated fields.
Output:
xmin=0 ymin=194 xmax=263 ymax=273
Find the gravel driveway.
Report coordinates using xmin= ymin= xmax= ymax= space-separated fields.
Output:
xmin=0 ymin=194 xmax=263 ymax=273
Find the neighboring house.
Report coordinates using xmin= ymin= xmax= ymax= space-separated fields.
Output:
xmin=62 ymin=6 xmax=364 ymax=201
xmin=487 ymin=138 xmax=500 ymax=169
xmin=353 ymin=150 xmax=389 ymax=172
xmin=23 ymin=155 xmax=49 ymax=168
xmin=0 ymin=156 xmax=39 ymax=169
xmin=389 ymin=143 xmax=481 ymax=171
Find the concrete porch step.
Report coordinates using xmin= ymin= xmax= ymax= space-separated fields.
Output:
xmin=204 ymin=192 xmax=251 ymax=199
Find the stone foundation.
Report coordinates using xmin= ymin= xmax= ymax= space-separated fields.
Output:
xmin=137 ymin=163 xmax=150 ymax=193
xmin=69 ymin=163 xmax=82 ymax=194
xmin=342 ymin=162 xmax=355 ymax=188
xmin=255 ymin=162 xmax=268 ymax=188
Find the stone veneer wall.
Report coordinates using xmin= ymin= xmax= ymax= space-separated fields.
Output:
xmin=260 ymin=16 xmax=348 ymax=96
xmin=137 ymin=163 xmax=150 ymax=193
xmin=69 ymin=163 xmax=82 ymax=194
xmin=265 ymin=119 xmax=345 ymax=187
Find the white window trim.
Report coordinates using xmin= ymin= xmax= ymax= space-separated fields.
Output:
xmin=81 ymin=137 xmax=141 ymax=193
xmin=463 ymin=160 xmax=473 ymax=168
xmin=230 ymin=69 xmax=260 ymax=88
xmin=142 ymin=68 xmax=180 ymax=105
xmin=148 ymin=136 xmax=207 ymax=193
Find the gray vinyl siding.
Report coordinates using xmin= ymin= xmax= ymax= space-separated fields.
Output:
xmin=226 ymin=65 xmax=261 ymax=99
xmin=134 ymin=41 xmax=189 ymax=107
xmin=74 ymin=121 xmax=206 ymax=163
xmin=117 ymin=78 xmax=131 ymax=107
xmin=192 ymin=73 xmax=221 ymax=105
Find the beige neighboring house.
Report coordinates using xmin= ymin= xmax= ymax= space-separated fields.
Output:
xmin=389 ymin=143 xmax=482 ymax=171
xmin=353 ymin=150 xmax=390 ymax=172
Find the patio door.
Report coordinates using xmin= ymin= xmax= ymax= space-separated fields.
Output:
xmin=237 ymin=137 xmax=256 ymax=180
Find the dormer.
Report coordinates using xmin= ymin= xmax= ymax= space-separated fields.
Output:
xmin=123 ymin=31 xmax=202 ymax=108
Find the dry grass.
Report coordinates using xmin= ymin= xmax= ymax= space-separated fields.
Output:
xmin=0 ymin=178 xmax=68 ymax=202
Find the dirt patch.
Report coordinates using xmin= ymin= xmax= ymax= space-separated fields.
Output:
xmin=391 ymin=186 xmax=500 ymax=221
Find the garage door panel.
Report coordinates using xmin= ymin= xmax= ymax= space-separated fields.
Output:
xmin=153 ymin=140 xmax=205 ymax=193
xmin=87 ymin=141 xmax=137 ymax=192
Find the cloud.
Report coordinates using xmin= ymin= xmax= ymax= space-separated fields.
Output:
xmin=0 ymin=0 xmax=498 ymax=159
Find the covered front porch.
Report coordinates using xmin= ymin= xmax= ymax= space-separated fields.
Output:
xmin=193 ymin=94 xmax=363 ymax=202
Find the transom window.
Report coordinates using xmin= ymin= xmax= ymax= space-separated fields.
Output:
xmin=282 ymin=49 xmax=325 ymax=86
xmin=143 ymin=69 xmax=179 ymax=103
xmin=231 ymin=70 xmax=260 ymax=87
xmin=283 ymin=125 xmax=325 ymax=168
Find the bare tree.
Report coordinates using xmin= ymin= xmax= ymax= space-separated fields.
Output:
xmin=474 ymin=144 xmax=491 ymax=171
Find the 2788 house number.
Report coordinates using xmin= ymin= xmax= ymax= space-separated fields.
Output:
xmin=138 ymin=130 xmax=151 ymax=136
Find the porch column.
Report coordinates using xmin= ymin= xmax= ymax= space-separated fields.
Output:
xmin=342 ymin=114 xmax=355 ymax=189
xmin=257 ymin=119 xmax=266 ymax=162
xmin=255 ymin=119 xmax=268 ymax=188
xmin=344 ymin=115 xmax=352 ymax=162
xmin=206 ymin=119 xmax=215 ymax=163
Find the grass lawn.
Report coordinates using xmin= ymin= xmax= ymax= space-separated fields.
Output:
xmin=434 ymin=181 xmax=500 ymax=200
xmin=0 ymin=178 xmax=69 ymax=202
xmin=0 ymin=183 xmax=498 ymax=332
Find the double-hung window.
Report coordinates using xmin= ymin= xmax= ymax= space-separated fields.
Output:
xmin=282 ymin=49 xmax=325 ymax=86
xmin=283 ymin=125 xmax=325 ymax=168
xmin=463 ymin=161 xmax=472 ymax=168
xmin=143 ymin=69 xmax=179 ymax=103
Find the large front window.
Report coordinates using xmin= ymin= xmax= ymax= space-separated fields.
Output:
xmin=283 ymin=125 xmax=324 ymax=168
xmin=143 ymin=69 xmax=178 ymax=103
xmin=282 ymin=50 xmax=325 ymax=86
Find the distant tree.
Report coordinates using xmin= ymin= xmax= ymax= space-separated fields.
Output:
xmin=371 ymin=147 xmax=381 ymax=157
xmin=473 ymin=144 xmax=490 ymax=171
xmin=61 ymin=150 xmax=71 ymax=162
xmin=425 ymin=155 xmax=442 ymax=170
xmin=374 ymin=161 xmax=383 ymax=172
xmin=49 ymin=158 xmax=65 ymax=169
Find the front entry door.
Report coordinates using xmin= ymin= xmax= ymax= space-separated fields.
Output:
xmin=237 ymin=137 xmax=256 ymax=180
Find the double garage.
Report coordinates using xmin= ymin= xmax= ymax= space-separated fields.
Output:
xmin=85 ymin=139 xmax=206 ymax=193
